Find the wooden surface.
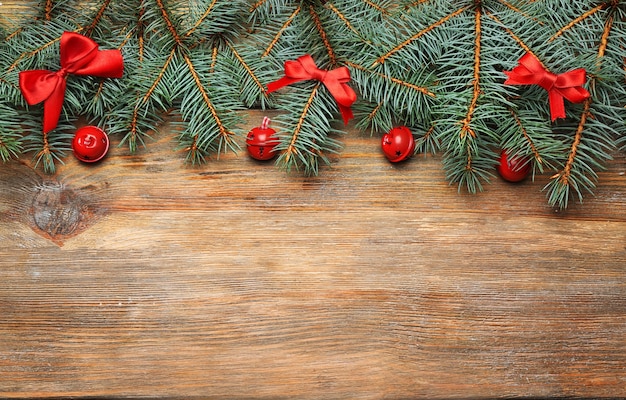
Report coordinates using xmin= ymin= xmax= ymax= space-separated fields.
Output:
xmin=1 ymin=109 xmax=625 ymax=399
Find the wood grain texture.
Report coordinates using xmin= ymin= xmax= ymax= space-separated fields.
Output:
xmin=1 ymin=109 xmax=625 ymax=399
xmin=1 ymin=1 xmax=625 ymax=393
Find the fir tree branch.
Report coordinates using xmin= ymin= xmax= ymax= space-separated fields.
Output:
xmin=325 ymin=2 xmax=362 ymax=40
xmin=45 ymin=0 xmax=54 ymax=21
xmin=8 ymin=35 xmax=62 ymax=73
xmin=24 ymin=125 xmax=74 ymax=173
xmin=37 ymin=132 xmax=52 ymax=169
xmin=262 ymin=5 xmax=301 ymax=58
xmin=496 ymin=0 xmax=524 ymax=15
xmin=366 ymin=101 xmax=383 ymax=125
xmin=156 ymin=0 xmax=184 ymax=45
xmin=509 ymin=108 xmax=543 ymax=166
xmin=596 ymin=8 xmax=614 ymax=60
xmin=226 ymin=42 xmax=269 ymax=102
xmin=4 ymin=28 xmax=22 ymax=41
xmin=346 ymin=61 xmax=435 ymax=98
xmin=403 ymin=0 xmax=429 ymax=9
xmin=284 ymin=82 xmax=322 ymax=165
xmin=210 ymin=45 xmax=218 ymax=72
xmin=249 ymin=0 xmax=269 ymax=13
xmin=486 ymin=12 xmax=544 ymax=69
xmin=309 ymin=4 xmax=336 ymax=66
xmin=554 ymin=98 xmax=592 ymax=187
xmin=545 ymin=5 xmax=620 ymax=208
xmin=496 ymin=0 xmax=542 ymax=23
xmin=82 ymin=0 xmax=113 ymax=38
xmin=372 ymin=5 xmax=468 ymax=67
xmin=185 ymin=0 xmax=219 ymax=38
xmin=415 ymin=124 xmax=437 ymax=154
xmin=1 ymin=0 xmax=624 ymax=208
xmin=182 ymin=53 xmax=235 ymax=148
xmin=0 ymin=102 xmax=24 ymax=161
xmin=460 ymin=4 xmax=482 ymax=140
xmin=360 ymin=0 xmax=389 ymax=16
xmin=143 ymin=47 xmax=177 ymax=104
xmin=549 ymin=2 xmax=608 ymax=42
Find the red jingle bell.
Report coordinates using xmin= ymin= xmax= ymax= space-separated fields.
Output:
xmin=497 ymin=150 xmax=531 ymax=182
xmin=246 ymin=117 xmax=279 ymax=161
xmin=72 ymin=125 xmax=110 ymax=163
xmin=381 ymin=126 xmax=415 ymax=162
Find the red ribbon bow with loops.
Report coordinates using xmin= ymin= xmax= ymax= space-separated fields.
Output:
xmin=504 ymin=52 xmax=590 ymax=121
xmin=267 ymin=54 xmax=357 ymax=125
xmin=19 ymin=32 xmax=124 ymax=133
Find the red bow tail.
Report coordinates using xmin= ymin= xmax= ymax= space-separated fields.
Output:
xmin=19 ymin=70 xmax=68 ymax=134
xmin=267 ymin=55 xmax=356 ymax=125
xmin=504 ymin=53 xmax=590 ymax=121
xmin=19 ymin=32 xmax=124 ymax=133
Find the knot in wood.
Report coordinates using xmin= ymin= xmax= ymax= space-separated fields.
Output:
xmin=32 ymin=183 xmax=84 ymax=237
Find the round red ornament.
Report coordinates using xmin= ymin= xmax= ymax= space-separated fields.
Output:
xmin=246 ymin=117 xmax=279 ymax=161
xmin=72 ymin=125 xmax=109 ymax=163
xmin=381 ymin=126 xmax=415 ymax=163
xmin=497 ymin=150 xmax=531 ymax=182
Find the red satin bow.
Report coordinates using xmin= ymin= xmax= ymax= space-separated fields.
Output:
xmin=504 ymin=53 xmax=590 ymax=121
xmin=267 ymin=54 xmax=356 ymax=124
xmin=19 ymin=32 xmax=124 ymax=133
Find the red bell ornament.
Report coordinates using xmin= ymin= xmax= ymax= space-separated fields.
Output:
xmin=72 ymin=125 xmax=110 ymax=163
xmin=381 ymin=126 xmax=415 ymax=163
xmin=497 ymin=150 xmax=531 ymax=182
xmin=246 ymin=117 xmax=279 ymax=161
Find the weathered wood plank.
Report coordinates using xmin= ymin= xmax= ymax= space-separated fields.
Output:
xmin=1 ymin=1 xmax=626 ymax=395
xmin=1 ymin=108 xmax=625 ymax=398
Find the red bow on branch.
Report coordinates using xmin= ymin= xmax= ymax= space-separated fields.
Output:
xmin=19 ymin=32 xmax=124 ymax=133
xmin=504 ymin=52 xmax=590 ymax=121
xmin=267 ymin=54 xmax=356 ymax=125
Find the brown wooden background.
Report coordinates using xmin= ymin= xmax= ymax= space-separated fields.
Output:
xmin=1 ymin=108 xmax=625 ymax=398
xmin=1 ymin=2 xmax=626 ymax=396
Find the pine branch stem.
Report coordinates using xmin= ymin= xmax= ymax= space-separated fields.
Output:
xmin=82 ymin=0 xmax=112 ymax=38
xmin=487 ymin=12 xmax=545 ymax=69
xmin=556 ymin=98 xmax=592 ymax=185
xmin=346 ymin=61 xmax=435 ymax=97
xmin=309 ymin=5 xmax=336 ymax=66
xmin=510 ymin=109 xmax=542 ymax=164
xmin=249 ymin=0 xmax=268 ymax=13
xmin=45 ymin=0 xmax=53 ymax=21
xmin=129 ymin=106 xmax=141 ymax=151
xmin=262 ymin=5 xmax=301 ymax=58
xmin=368 ymin=102 xmax=383 ymax=123
xmin=460 ymin=5 xmax=482 ymax=139
xmin=155 ymin=0 xmax=183 ymax=45
xmin=465 ymin=143 xmax=473 ymax=171
xmin=361 ymin=0 xmax=389 ymax=15
xmin=549 ymin=3 xmax=607 ymax=42
xmin=597 ymin=10 xmax=614 ymax=59
xmin=143 ymin=47 xmax=177 ymax=103
xmin=404 ymin=0 xmax=429 ymax=9
xmin=555 ymin=6 xmax=614 ymax=186
xmin=326 ymin=3 xmax=361 ymax=40
xmin=8 ymin=36 xmax=63 ymax=73
xmin=227 ymin=43 xmax=267 ymax=95
xmin=210 ymin=46 xmax=218 ymax=73
xmin=372 ymin=5 xmax=468 ymax=67
xmin=496 ymin=0 xmax=523 ymax=14
xmin=417 ymin=125 xmax=435 ymax=148
xmin=182 ymin=53 xmax=232 ymax=143
xmin=185 ymin=0 xmax=219 ymax=38
xmin=496 ymin=0 xmax=541 ymax=23
xmin=37 ymin=132 xmax=51 ymax=161
xmin=4 ymin=28 xmax=23 ymax=42
xmin=286 ymin=83 xmax=321 ymax=163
